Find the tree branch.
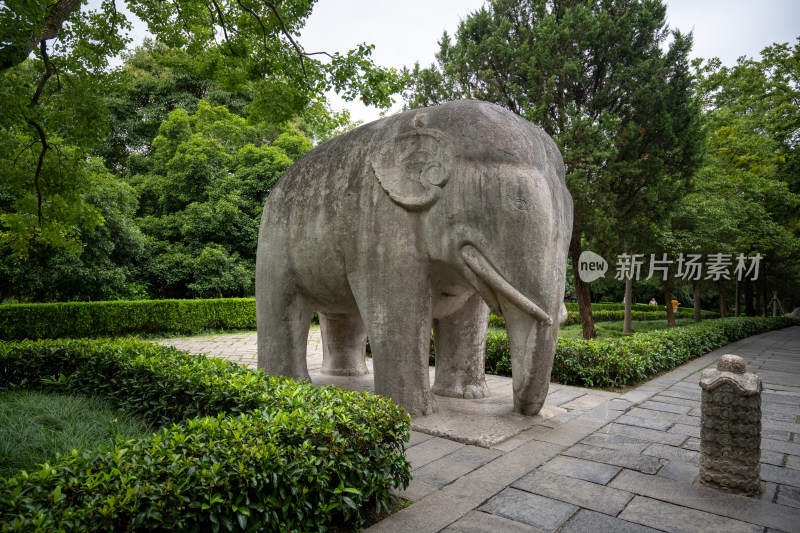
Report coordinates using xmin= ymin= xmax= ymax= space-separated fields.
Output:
xmin=30 ymin=42 xmax=54 ymax=108
xmin=25 ymin=118 xmax=49 ymax=225
xmin=0 ymin=0 xmax=83 ymax=71
xmin=261 ymin=0 xmax=308 ymax=78
xmin=236 ymin=0 xmax=271 ymax=66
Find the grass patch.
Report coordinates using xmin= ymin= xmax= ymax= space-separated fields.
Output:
xmin=558 ymin=318 xmax=699 ymax=339
xmin=0 ymin=389 xmax=156 ymax=478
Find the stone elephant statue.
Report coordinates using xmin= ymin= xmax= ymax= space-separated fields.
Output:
xmin=256 ymin=100 xmax=573 ymax=417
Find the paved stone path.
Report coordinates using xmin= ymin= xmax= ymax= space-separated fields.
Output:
xmin=157 ymin=326 xmax=800 ymax=532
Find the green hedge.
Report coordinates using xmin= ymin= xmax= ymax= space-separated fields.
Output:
xmin=482 ymin=317 xmax=799 ymax=389
xmin=1 ymin=299 xmax=720 ymax=341
xmin=0 ymin=299 xmax=257 ymax=340
xmin=488 ymin=308 xmax=718 ymax=328
xmin=0 ymin=339 xmax=410 ymax=532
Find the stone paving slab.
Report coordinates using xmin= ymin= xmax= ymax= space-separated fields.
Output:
xmin=609 ymin=469 xmax=800 ymax=532
xmin=155 ymin=325 xmax=800 ymax=533
xmin=442 ymin=511 xmax=546 ymax=533
xmin=540 ymin=456 xmax=621 ymax=484
xmin=618 ymin=495 xmax=763 ymax=533
xmin=512 ymin=468 xmax=633 ymax=516
xmin=559 ymin=509 xmax=662 ymax=533
xmin=478 ymin=488 xmax=579 ymax=531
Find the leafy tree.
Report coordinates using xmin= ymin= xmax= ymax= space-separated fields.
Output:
xmin=0 ymin=172 xmax=149 ymax=301
xmin=1 ymin=0 xmax=404 ymax=255
xmin=99 ymin=40 xmax=353 ymax=172
xmin=129 ymin=100 xmax=309 ymax=298
xmin=683 ymin=42 xmax=800 ymax=313
xmin=405 ymin=0 xmax=702 ymax=338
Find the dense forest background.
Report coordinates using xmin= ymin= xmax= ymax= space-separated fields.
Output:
xmin=1 ymin=1 xmax=798 ymax=334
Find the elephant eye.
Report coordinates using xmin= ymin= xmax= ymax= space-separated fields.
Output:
xmin=510 ymin=197 xmax=529 ymax=211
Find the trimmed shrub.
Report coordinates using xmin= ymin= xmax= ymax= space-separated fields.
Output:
xmin=488 ymin=307 xmax=718 ymax=328
xmin=0 ymin=339 xmax=410 ymax=531
xmin=483 ymin=317 xmax=799 ymax=389
xmin=0 ymin=299 xmax=257 ymax=340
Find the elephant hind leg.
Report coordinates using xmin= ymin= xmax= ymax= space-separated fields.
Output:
xmin=319 ymin=312 xmax=369 ymax=376
xmin=432 ymin=292 xmax=490 ymax=399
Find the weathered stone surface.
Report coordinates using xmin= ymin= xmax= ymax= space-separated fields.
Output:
xmin=404 ymin=436 xmax=463 ymax=470
xmin=699 ymin=354 xmax=763 ymax=497
xmin=618 ymin=496 xmax=763 ymax=533
xmin=563 ymin=444 xmax=666 ymax=474
xmin=581 ymin=432 xmax=652 ymax=453
xmin=478 ymin=488 xmax=578 ymax=530
xmin=776 ymin=485 xmax=800 ymax=509
xmin=444 ymin=511 xmax=546 ymax=533
xmin=609 ymin=469 xmax=800 ymax=532
xmin=615 ymin=414 xmax=674 ymax=432
xmin=256 ymin=100 xmax=573 ymax=417
xmin=640 ymin=400 xmax=693 ymax=415
xmin=411 ymin=396 xmax=564 ymax=447
xmin=605 ymin=423 xmax=689 ymax=447
xmin=411 ymin=445 xmax=501 ymax=488
xmin=760 ymin=463 xmax=800 ymax=487
xmin=512 ymin=468 xmax=633 ymax=515
xmin=657 ymin=460 xmax=699 ymax=483
xmin=541 ymin=456 xmax=621 ymax=484
xmin=643 ymin=443 xmax=700 ymax=465
xmin=559 ymin=509 xmax=662 ymax=533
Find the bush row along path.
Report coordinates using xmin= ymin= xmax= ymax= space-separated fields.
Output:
xmin=156 ymin=327 xmax=800 ymax=533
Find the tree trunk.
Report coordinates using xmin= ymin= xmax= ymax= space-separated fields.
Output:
xmin=569 ymin=230 xmax=596 ymax=339
xmin=693 ymin=281 xmax=702 ymax=323
xmin=718 ymin=280 xmax=727 ymax=317
xmin=745 ymin=279 xmax=754 ymax=316
xmin=664 ymin=275 xmax=677 ymax=327
xmin=772 ymin=291 xmax=778 ymax=317
xmin=735 ymin=280 xmax=740 ymax=317
xmin=758 ymin=282 xmax=767 ymax=317
xmin=623 ymin=277 xmax=633 ymax=333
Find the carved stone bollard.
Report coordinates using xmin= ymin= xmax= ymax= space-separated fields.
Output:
xmin=698 ymin=354 xmax=762 ymax=497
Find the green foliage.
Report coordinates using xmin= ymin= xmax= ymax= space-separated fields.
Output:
xmin=129 ymin=101 xmax=307 ymax=298
xmin=482 ymin=317 xmax=799 ymax=388
xmin=677 ymin=41 xmax=800 ymax=308
xmin=0 ymin=338 xmax=411 ymax=531
xmin=0 ymin=389 xmax=156 ymax=478
xmin=0 ymin=298 xmax=257 ymax=340
xmin=405 ymin=0 xmax=703 ymax=338
xmin=1 ymin=0 xmax=404 ymax=260
xmin=0 ymin=176 xmax=149 ymax=302
xmin=487 ymin=306 xmax=718 ymax=328
xmin=99 ymin=41 xmax=257 ymax=173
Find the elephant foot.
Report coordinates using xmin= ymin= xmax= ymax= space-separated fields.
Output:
xmin=513 ymin=395 xmax=546 ymax=416
xmin=403 ymin=389 xmax=438 ymax=417
xmin=320 ymin=366 xmax=369 ymax=377
xmin=432 ymin=378 xmax=490 ymax=399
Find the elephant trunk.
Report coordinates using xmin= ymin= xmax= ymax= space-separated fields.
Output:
xmin=501 ymin=299 xmax=557 ymax=415
xmin=461 ymin=245 xmax=559 ymax=416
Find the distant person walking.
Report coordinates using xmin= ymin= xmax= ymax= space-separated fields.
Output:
xmin=671 ymin=298 xmax=680 ymax=312
xmin=649 ymin=298 xmax=657 ymax=305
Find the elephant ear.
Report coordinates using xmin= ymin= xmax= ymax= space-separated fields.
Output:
xmin=370 ymin=125 xmax=454 ymax=211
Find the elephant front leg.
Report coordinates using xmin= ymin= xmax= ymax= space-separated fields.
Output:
xmin=319 ymin=312 xmax=369 ymax=376
xmin=432 ymin=292 xmax=491 ymax=399
xmin=351 ymin=281 xmax=437 ymax=417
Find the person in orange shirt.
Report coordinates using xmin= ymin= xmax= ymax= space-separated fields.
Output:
xmin=671 ymin=298 xmax=680 ymax=312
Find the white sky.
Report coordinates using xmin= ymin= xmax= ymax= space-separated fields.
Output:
xmin=115 ymin=0 xmax=800 ymax=124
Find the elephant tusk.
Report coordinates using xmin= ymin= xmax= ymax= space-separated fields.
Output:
xmin=461 ymin=245 xmax=553 ymax=325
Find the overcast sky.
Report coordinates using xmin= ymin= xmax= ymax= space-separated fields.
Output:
xmin=300 ymin=0 xmax=800 ymax=123
xmin=116 ymin=0 xmax=800 ymax=124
